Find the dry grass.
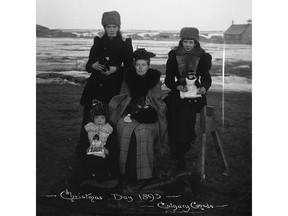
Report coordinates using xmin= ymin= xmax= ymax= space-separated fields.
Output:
xmin=36 ymin=83 xmax=251 ymax=216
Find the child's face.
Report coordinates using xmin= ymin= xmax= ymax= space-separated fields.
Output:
xmin=93 ymin=115 xmax=106 ymax=125
xmin=105 ymin=24 xmax=119 ymax=37
xmin=183 ymin=39 xmax=196 ymax=52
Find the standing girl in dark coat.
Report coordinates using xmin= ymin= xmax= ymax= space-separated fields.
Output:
xmin=164 ymin=27 xmax=212 ymax=171
xmin=76 ymin=11 xmax=133 ymax=157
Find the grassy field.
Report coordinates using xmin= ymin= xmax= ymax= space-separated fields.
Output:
xmin=36 ymin=82 xmax=251 ymax=216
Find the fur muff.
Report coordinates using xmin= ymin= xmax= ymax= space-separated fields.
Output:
xmin=131 ymin=105 xmax=158 ymax=123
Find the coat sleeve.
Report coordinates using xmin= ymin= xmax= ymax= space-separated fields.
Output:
xmin=104 ymin=129 xmax=119 ymax=161
xmin=165 ymin=50 xmax=179 ymax=91
xmin=123 ymin=38 xmax=134 ymax=70
xmin=108 ymin=94 xmax=131 ymax=125
xmin=148 ymin=82 xmax=169 ymax=155
xmin=119 ymin=80 xmax=130 ymax=95
xmin=85 ymin=36 xmax=102 ymax=74
xmin=198 ymin=53 xmax=212 ymax=92
xmin=75 ymin=129 xmax=90 ymax=158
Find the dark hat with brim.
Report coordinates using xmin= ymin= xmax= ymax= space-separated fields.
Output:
xmin=133 ymin=48 xmax=156 ymax=60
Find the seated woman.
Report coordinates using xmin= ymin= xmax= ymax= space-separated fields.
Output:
xmin=108 ymin=48 xmax=168 ymax=181
xmin=75 ymin=100 xmax=119 ymax=188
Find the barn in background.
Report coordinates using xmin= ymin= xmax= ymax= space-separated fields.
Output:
xmin=224 ymin=20 xmax=252 ymax=44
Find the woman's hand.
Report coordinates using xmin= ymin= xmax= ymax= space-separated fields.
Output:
xmin=92 ymin=61 xmax=105 ymax=71
xmin=197 ymin=87 xmax=206 ymax=95
xmin=176 ymin=85 xmax=188 ymax=92
xmin=102 ymin=66 xmax=117 ymax=76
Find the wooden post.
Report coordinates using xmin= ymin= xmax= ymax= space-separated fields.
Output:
xmin=197 ymin=105 xmax=229 ymax=180
xmin=198 ymin=106 xmax=207 ymax=181
xmin=211 ymin=130 xmax=229 ymax=175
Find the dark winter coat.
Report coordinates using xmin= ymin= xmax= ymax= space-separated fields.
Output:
xmin=80 ymin=35 xmax=133 ymax=106
xmin=164 ymin=46 xmax=212 ymax=154
xmin=164 ymin=46 xmax=212 ymax=106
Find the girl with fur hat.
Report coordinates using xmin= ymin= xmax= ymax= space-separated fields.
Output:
xmin=80 ymin=10 xmax=133 ymax=107
xmin=108 ymin=49 xmax=168 ymax=181
xmin=164 ymin=27 xmax=212 ymax=172
xmin=77 ymin=11 xmax=133 ymax=159
xmin=75 ymin=100 xmax=120 ymax=188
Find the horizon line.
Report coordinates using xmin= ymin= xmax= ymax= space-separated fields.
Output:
xmin=36 ymin=24 xmax=225 ymax=32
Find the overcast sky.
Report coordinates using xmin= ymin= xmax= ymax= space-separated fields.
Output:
xmin=36 ymin=0 xmax=251 ymax=31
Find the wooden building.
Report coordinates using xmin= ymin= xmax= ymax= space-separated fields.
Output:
xmin=224 ymin=20 xmax=252 ymax=44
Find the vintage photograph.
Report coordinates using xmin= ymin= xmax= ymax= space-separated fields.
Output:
xmin=36 ymin=0 xmax=252 ymax=215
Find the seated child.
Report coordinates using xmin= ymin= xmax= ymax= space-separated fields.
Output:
xmin=85 ymin=109 xmax=113 ymax=158
xmin=75 ymin=100 xmax=119 ymax=188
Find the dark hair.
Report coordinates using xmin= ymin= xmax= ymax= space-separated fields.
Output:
xmin=90 ymin=100 xmax=107 ymax=121
xmin=178 ymin=38 xmax=201 ymax=48
xmin=101 ymin=30 xmax=123 ymax=40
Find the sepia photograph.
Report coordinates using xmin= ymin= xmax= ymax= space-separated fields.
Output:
xmin=35 ymin=0 xmax=253 ymax=215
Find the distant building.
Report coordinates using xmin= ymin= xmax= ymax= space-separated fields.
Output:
xmin=224 ymin=20 xmax=252 ymax=44
xmin=154 ymin=33 xmax=178 ymax=40
xmin=158 ymin=34 xmax=170 ymax=39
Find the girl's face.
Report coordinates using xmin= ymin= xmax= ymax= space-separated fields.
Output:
xmin=93 ymin=115 xmax=106 ymax=125
xmin=183 ymin=39 xmax=196 ymax=52
xmin=135 ymin=59 xmax=149 ymax=76
xmin=105 ymin=24 xmax=119 ymax=37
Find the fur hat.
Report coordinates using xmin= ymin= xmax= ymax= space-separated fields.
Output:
xmin=133 ymin=48 xmax=156 ymax=60
xmin=101 ymin=11 xmax=121 ymax=27
xmin=180 ymin=27 xmax=199 ymax=41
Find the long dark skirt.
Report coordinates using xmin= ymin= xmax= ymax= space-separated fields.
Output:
xmin=164 ymin=92 xmax=203 ymax=156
